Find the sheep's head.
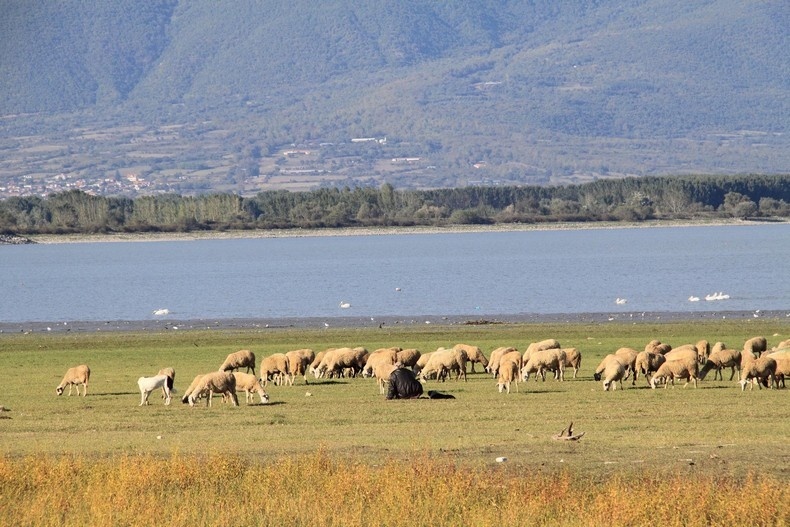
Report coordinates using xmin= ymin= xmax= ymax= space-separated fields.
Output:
xmin=593 ymin=372 xmax=602 ymax=381
xmin=259 ymin=391 xmax=270 ymax=404
xmin=602 ymin=380 xmax=611 ymax=391
xmin=56 ymin=386 xmax=64 ymax=396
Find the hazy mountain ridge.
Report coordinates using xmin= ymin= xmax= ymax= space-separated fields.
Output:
xmin=0 ymin=1 xmax=787 ymax=196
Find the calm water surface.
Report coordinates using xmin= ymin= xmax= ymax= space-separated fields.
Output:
xmin=2 ymin=225 xmax=788 ymax=323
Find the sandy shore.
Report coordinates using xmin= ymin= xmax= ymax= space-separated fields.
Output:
xmin=24 ymin=218 xmax=783 ymax=244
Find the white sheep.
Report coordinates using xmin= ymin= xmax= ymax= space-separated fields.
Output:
xmin=413 ymin=351 xmax=434 ymax=376
xmin=372 ymin=361 xmax=400 ymax=395
xmin=420 ymin=347 xmax=468 ymax=382
xmin=650 ymin=355 xmax=699 ymax=389
xmin=56 ymin=365 xmax=90 ymax=396
xmin=645 ymin=340 xmax=672 ymax=355
xmin=309 ymin=350 xmax=327 ymax=376
xmin=561 ymin=347 xmax=582 ymax=379
xmin=285 ymin=349 xmax=315 ymax=385
xmin=695 ymin=340 xmax=710 ymax=363
xmin=594 ymin=354 xmax=629 ymax=383
xmin=766 ymin=350 xmax=789 ymax=388
xmin=497 ymin=355 xmax=520 ymax=393
xmin=599 ymin=355 xmax=628 ymax=391
xmin=613 ymin=347 xmax=639 ymax=380
xmin=739 ymin=354 xmax=777 ymax=391
xmin=313 ymin=347 xmax=369 ymax=379
xmin=181 ymin=374 xmax=204 ymax=403
xmin=362 ymin=348 xmax=399 ymax=377
xmin=634 ymin=351 xmax=666 ymax=385
xmin=219 ymin=349 xmax=256 ymax=374
xmin=138 ymin=374 xmax=174 ymax=406
xmin=260 ymin=353 xmax=291 ymax=386
xmin=699 ymin=343 xmax=741 ymax=381
xmin=453 ymin=344 xmax=488 ymax=373
xmin=526 ymin=339 xmax=561 ymax=355
xmin=188 ymin=371 xmax=238 ymax=407
xmin=743 ymin=336 xmax=767 ymax=357
xmin=521 ymin=348 xmax=565 ymax=382
xmin=487 ymin=346 xmax=518 ymax=378
xmin=232 ymin=372 xmax=270 ymax=403
xmin=396 ymin=348 xmax=421 ymax=370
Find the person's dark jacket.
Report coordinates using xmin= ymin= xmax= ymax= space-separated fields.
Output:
xmin=386 ymin=368 xmax=423 ymax=400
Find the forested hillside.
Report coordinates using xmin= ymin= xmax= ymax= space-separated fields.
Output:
xmin=1 ymin=1 xmax=788 ymax=196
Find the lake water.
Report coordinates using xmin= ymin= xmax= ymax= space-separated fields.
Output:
xmin=1 ymin=224 xmax=789 ymax=325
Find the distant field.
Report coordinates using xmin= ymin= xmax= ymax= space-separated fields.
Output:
xmin=0 ymin=319 xmax=788 ymax=525
xmin=0 ymin=319 xmax=787 ymax=472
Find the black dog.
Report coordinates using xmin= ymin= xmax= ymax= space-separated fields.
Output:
xmin=428 ymin=390 xmax=456 ymax=399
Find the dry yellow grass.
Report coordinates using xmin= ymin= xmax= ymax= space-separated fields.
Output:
xmin=1 ymin=451 xmax=786 ymax=527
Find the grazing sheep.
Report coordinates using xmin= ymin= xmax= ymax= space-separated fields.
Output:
xmin=219 ymin=349 xmax=256 ymax=374
xmin=488 ymin=346 xmax=518 ymax=378
xmin=181 ymin=374 xmax=205 ymax=404
xmin=600 ymin=355 xmax=628 ymax=391
xmin=594 ymin=354 xmax=630 ymax=382
xmin=650 ymin=356 xmax=699 ymax=389
xmin=285 ymin=349 xmax=315 ymax=385
xmin=157 ymin=367 xmax=176 ymax=399
xmin=766 ymin=350 xmax=789 ymax=388
xmin=314 ymin=347 xmax=369 ymax=379
xmin=453 ymin=344 xmax=488 ymax=373
xmin=497 ymin=355 xmax=520 ymax=393
xmin=742 ymin=336 xmax=767 ymax=358
xmin=260 ymin=353 xmax=291 ymax=386
xmin=521 ymin=348 xmax=565 ymax=382
xmin=396 ymin=348 xmax=421 ymax=370
xmin=362 ymin=348 xmax=399 ymax=377
xmin=55 ymin=365 xmax=90 ymax=396
xmin=309 ymin=350 xmax=327 ymax=376
xmin=232 ymin=372 xmax=270 ymax=404
xmin=614 ymin=348 xmax=639 ymax=379
xmin=699 ymin=343 xmax=741 ymax=381
xmin=561 ymin=348 xmax=582 ymax=379
xmin=420 ymin=348 xmax=468 ymax=382
xmin=413 ymin=351 xmax=434 ymax=376
xmin=634 ymin=351 xmax=666 ymax=385
xmin=645 ymin=340 xmax=672 ymax=355
xmin=372 ymin=362 xmax=400 ymax=395
xmin=526 ymin=339 xmax=561 ymax=354
xmin=738 ymin=355 xmax=777 ymax=391
xmin=188 ymin=371 xmax=238 ymax=407
xmin=773 ymin=339 xmax=790 ymax=351
xmin=138 ymin=374 xmax=173 ymax=406
xmin=695 ymin=340 xmax=710 ymax=363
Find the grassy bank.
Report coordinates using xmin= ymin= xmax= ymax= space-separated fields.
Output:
xmin=0 ymin=319 xmax=787 ymax=525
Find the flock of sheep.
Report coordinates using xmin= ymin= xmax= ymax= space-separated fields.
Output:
xmin=54 ymin=335 xmax=790 ymax=405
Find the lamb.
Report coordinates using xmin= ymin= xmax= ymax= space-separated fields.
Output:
xmin=219 ymin=349 xmax=256 ymax=374
xmin=232 ymin=372 xmax=270 ymax=403
xmin=599 ymin=355 xmax=628 ymax=391
xmin=650 ymin=355 xmax=699 ymax=389
xmin=55 ymin=365 xmax=90 ymax=396
xmin=521 ymin=348 xmax=565 ymax=382
xmin=634 ymin=351 xmax=666 ymax=385
xmin=453 ymin=344 xmax=488 ymax=373
xmin=138 ymin=374 xmax=173 ymax=406
xmin=419 ymin=347 xmax=468 ymax=382
xmin=699 ymin=343 xmax=741 ymax=381
xmin=738 ymin=355 xmax=777 ymax=391
xmin=487 ymin=346 xmax=518 ymax=378
xmin=396 ymin=348 xmax=421 ymax=370
xmin=742 ymin=336 xmax=767 ymax=357
xmin=285 ymin=349 xmax=315 ymax=385
xmin=188 ymin=371 xmax=238 ymax=407
xmin=497 ymin=355 xmax=520 ymax=393
xmin=260 ymin=353 xmax=291 ymax=386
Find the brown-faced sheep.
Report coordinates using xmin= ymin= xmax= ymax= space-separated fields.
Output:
xmin=219 ymin=349 xmax=256 ymax=374
xmin=285 ymin=349 xmax=315 ymax=385
xmin=521 ymin=348 xmax=565 ymax=382
xmin=699 ymin=343 xmax=741 ymax=381
xmin=497 ymin=355 xmax=520 ymax=393
xmin=420 ymin=348 xmax=468 ymax=382
xmin=738 ymin=355 xmax=777 ymax=391
xmin=232 ymin=372 xmax=270 ymax=403
xmin=600 ymin=355 xmax=628 ymax=391
xmin=188 ymin=371 xmax=238 ymax=407
xmin=396 ymin=348 xmax=421 ymax=370
xmin=260 ymin=353 xmax=291 ymax=386
xmin=742 ymin=336 xmax=767 ymax=357
xmin=487 ymin=346 xmax=518 ymax=378
xmin=56 ymin=365 xmax=90 ymax=396
xmin=650 ymin=355 xmax=699 ymax=389
xmin=634 ymin=351 xmax=666 ymax=385
xmin=453 ymin=344 xmax=488 ymax=373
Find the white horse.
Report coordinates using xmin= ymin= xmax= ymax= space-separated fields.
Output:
xmin=138 ymin=374 xmax=175 ymax=406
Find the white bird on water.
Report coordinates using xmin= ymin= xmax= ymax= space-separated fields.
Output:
xmin=339 ymin=301 xmax=351 ymax=309
xmin=615 ymin=298 xmax=627 ymax=305
xmin=688 ymin=296 xmax=700 ymax=302
xmin=153 ymin=308 xmax=170 ymax=316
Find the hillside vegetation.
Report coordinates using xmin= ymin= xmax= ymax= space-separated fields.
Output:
xmin=1 ymin=1 xmax=788 ymax=195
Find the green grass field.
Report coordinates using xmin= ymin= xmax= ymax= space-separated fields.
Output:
xmin=1 ymin=319 xmax=787 ymax=476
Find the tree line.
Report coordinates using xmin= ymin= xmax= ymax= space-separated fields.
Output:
xmin=0 ymin=175 xmax=787 ymax=235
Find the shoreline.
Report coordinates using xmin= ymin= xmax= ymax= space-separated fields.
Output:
xmin=23 ymin=218 xmax=785 ymax=244
xmin=1 ymin=309 xmax=786 ymax=334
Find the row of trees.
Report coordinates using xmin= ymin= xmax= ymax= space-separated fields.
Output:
xmin=0 ymin=175 xmax=787 ymax=235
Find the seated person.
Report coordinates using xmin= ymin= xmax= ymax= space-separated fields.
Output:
xmin=386 ymin=367 xmax=423 ymax=400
